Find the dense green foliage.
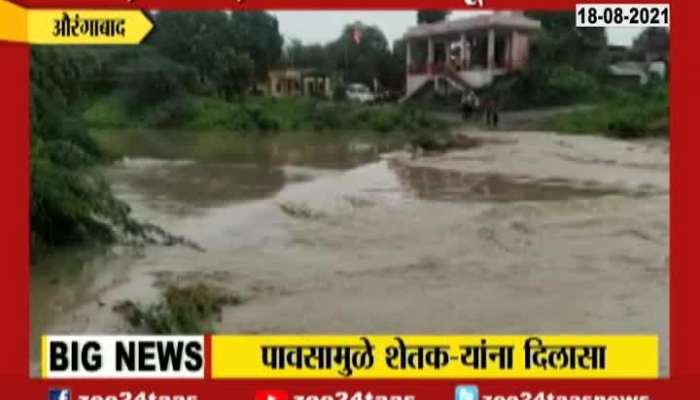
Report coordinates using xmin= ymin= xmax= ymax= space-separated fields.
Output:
xmin=31 ymin=47 xmax=131 ymax=257
xmin=118 ymin=284 xmax=241 ymax=334
xmin=487 ymin=15 xmax=669 ymax=140
xmin=281 ymin=22 xmax=404 ymax=91
xmin=147 ymin=11 xmax=282 ymax=83
xmin=632 ymin=27 xmax=669 ymax=61
xmin=212 ymin=48 xmax=255 ymax=101
xmin=31 ymin=45 xmax=216 ymax=259
xmin=501 ymin=17 xmax=669 ymax=138
xmin=494 ymin=12 xmax=610 ymax=109
xmin=416 ymin=10 xmax=451 ymax=24
xmin=478 ymin=12 xmax=605 ymax=110
xmin=86 ymin=95 xmax=446 ymax=136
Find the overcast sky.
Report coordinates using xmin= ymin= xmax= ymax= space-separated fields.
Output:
xmin=270 ymin=11 xmax=642 ymax=47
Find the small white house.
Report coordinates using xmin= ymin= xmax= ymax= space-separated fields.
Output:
xmin=259 ymin=68 xmax=333 ymax=98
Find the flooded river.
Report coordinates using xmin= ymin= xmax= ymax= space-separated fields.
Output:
xmin=31 ymin=129 xmax=669 ymax=374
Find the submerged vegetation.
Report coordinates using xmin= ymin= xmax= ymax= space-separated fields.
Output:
xmin=114 ymin=283 xmax=241 ymax=334
xmin=278 ymin=201 xmax=329 ymax=220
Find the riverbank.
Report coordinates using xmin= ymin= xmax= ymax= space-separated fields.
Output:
xmin=84 ymin=95 xmax=449 ymax=136
xmin=33 ymin=89 xmax=452 ymax=260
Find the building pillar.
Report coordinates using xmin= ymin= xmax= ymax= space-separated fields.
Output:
xmin=511 ymin=31 xmax=522 ymax=69
xmin=460 ymin=32 xmax=467 ymax=70
xmin=487 ymin=28 xmax=495 ymax=71
xmin=504 ymin=32 xmax=512 ymax=69
xmin=406 ymin=40 xmax=412 ymax=74
xmin=427 ymin=37 xmax=434 ymax=74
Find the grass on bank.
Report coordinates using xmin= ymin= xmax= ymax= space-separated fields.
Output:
xmin=543 ymin=81 xmax=668 ymax=138
xmin=84 ymin=94 xmax=449 ymax=137
xmin=114 ymin=283 xmax=241 ymax=334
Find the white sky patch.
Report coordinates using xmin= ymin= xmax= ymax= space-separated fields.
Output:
xmin=270 ymin=11 xmax=643 ymax=47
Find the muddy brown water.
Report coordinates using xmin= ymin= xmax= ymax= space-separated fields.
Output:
xmin=31 ymin=130 xmax=669 ymax=375
xmin=388 ymin=163 xmax=627 ymax=202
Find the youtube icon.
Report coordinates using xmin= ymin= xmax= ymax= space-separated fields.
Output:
xmin=255 ymin=390 xmax=289 ymax=400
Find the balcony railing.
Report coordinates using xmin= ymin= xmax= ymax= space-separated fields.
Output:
xmin=407 ymin=60 xmax=474 ymax=76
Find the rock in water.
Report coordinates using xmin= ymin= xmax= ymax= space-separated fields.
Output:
xmin=409 ymin=136 xmax=450 ymax=153
xmin=449 ymin=134 xmax=482 ymax=150
xmin=408 ymin=133 xmax=482 ymax=157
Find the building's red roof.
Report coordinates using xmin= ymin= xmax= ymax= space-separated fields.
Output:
xmin=404 ymin=12 xmax=541 ymax=39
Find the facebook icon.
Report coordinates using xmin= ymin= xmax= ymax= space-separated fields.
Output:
xmin=455 ymin=385 xmax=479 ymax=400
xmin=49 ymin=389 xmax=71 ymax=400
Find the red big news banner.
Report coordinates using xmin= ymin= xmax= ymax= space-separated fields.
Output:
xmin=0 ymin=0 xmax=698 ymax=398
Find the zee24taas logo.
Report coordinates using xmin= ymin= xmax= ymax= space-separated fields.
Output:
xmin=50 ymin=389 xmax=71 ymax=400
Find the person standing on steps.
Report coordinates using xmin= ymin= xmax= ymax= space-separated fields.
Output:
xmin=460 ymin=90 xmax=471 ymax=121
xmin=485 ymin=94 xmax=500 ymax=128
xmin=460 ymin=90 xmax=480 ymax=121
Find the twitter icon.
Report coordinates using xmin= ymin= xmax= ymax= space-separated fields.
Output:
xmin=455 ymin=385 xmax=479 ymax=400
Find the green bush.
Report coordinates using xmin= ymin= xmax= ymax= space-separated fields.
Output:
xmin=118 ymin=284 xmax=241 ymax=334
xmin=547 ymin=82 xmax=668 ymax=138
xmin=31 ymin=48 xmax=134 ymax=259
xmin=31 ymin=48 xmax=192 ymax=260
xmin=83 ymin=95 xmax=129 ymax=128
xmin=122 ymin=55 xmax=197 ymax=112
xmin=332 ymin=85 xmax=347 ymax=101
xmin=243 ymin=105 xmax=280 ymax=133
xmin=547 ymin=65 xmax=598 ymax=100
xmin=144 ymin=97 xmax=196 ymax=128
xmin=212 ymin=47 xmax=255 ymax=101
xmin=31 ymin=138 xmax=129 ymax=251
xmin=311 ymin=102 xmax=344 ymax=131
xmin=369 ymin=111 xmax=396 ymax=133
xmin=85 ymin=94 xmax=446 ymax=137
xmin=499 ymin=63 xmax=599 ymax=109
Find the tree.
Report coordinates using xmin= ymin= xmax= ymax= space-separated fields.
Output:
xmin=31 ymin=48 xmax=101 ymax=154
xmin=31 ymin=48 xmax=131 ymax=256
xmin=282 ymin=38 xmax=304 ymax=67
xmin=525 ymin=11 xmax=609 ymax=76
xmin=329 ymin=23 xmax=394 ymax=86
xmin=148 ymin=11 xmax=283 ymax=83
xmin=106 ymin=46 xmax=196 ymax=112
xmin=282 ymin=39 xmax=334 ymax=72
xmin=499 ymin=12 xmax=611 ymax=107
xmin=632 ymin=27 xmax=669 ymax=61
xmin=417 ymin=10 xmax=451 ymax=24
xmin=149 ymin=12 xmax=231 ymax=83
xmin=383 ymin=39 xmax=407 ymax=91
xmin=228 ymin=11 xmax=284 ymax=80
xmin=212 ymin=47 xmax=255 ymax=100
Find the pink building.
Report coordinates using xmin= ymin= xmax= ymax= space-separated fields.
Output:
xmin=402 ymin=12 xmax=541 ymax=100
